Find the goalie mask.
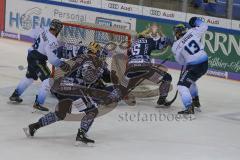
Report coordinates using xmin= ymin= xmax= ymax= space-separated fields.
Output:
xmin=173 ymin=24 xmax=188 ymax=40
xmin=88 ymin=42 xmax=101 ymax=55
xmin=81 ymin=61 xmax=98 ymax=84
xmin=88 ymin=42 xmax=108 ymax=61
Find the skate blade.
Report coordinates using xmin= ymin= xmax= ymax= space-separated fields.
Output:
xmin=182 ymin=114 xmax=196 ymax=121
xmin=155 ymin=104 xmax=170 ymax=109
xmin=74 ymin=141 xmax=94 ymax=147
xmin=23 ymin=127 xmax=31 ymax=138
xmin=7 ymin=101 xmax=22 ymax=104
xmin=32 ymin=108 xmax=49 ymax=115
xmin=195 ymin=107 xmax=202 ymax=112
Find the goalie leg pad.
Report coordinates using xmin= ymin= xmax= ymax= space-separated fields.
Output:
xmin=55 ymin=99 xmax=73 ymax=120
xmin=145 ymin=66 xmax=167 ymax=84
xmin=81 ymin=107 xmax=99 ymax=132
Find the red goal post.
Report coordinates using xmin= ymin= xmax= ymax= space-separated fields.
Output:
xmin=52 ymin=21 xmax=137 ymax=77
xmin=0 ymin=0 xmax=5 ymax=32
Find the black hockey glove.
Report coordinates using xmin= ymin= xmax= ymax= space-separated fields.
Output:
xmin=59 ymin=61 xmax=71 ymax=72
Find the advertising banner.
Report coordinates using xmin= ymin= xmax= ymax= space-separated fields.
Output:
xmin=232 ymin=20 xmax=240 ymax=31
xmin=3 ymin=0 xmax=240 ymax=79
xmin=204 ymin=30 xmax=240 ymax=74
xmin=186 ymin=13 xmax=232 ymax=29
xmin=4 ymin=0 xmax=136 ymax=37
xmin=101 ymin=0 xmax=142 ymax=15
xmin=142 ymin=6 xmax=186 ymax=22
xmin=136 ymin=18 xmax=240 ymax=77
xmin=51 ymin=0 xmax=102 ymax=8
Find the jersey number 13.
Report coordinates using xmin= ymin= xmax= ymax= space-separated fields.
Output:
xmin=184 ymin=40 xmax=200 ymax=55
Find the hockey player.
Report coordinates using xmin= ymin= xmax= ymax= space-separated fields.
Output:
xmin=55 ymin=42 xmax=88 ymax=59
xmin=32 ymin=42 xmax=110 ymax=111
xmin=171 ymin=17 xmax=208 ymax=115
xmin=9 ymin=19 xmax=71 ymax=109
xmin=23 ymin=42 xmax=118 ymax=144
xmin=123 ymin=34 xmax=173 ymax=107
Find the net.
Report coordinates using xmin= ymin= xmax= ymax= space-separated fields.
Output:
xmin=52 ymin=21 xmax=136 ymax=78
xmin=53 ymin=22 xmax=161 ymax=98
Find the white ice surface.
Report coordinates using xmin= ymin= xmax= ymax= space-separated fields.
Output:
xmin=0 ymin=38 xmax=240 ymax=160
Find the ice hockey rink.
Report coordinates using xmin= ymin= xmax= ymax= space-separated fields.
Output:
xmin=0 ymin=38 xmax=240 ymax=160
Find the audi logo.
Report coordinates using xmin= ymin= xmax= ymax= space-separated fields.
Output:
xmin=108 ymin=3 xmax=119 ymax=9
xmin=150 ymin=10 xmax=161 ymax=16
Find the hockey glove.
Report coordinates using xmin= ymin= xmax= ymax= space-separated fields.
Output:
xmin=59 ymin=61 xmax=71 ymax=72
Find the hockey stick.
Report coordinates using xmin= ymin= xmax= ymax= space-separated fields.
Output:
xmin=164 ymin=65 xmax=184 ymax=106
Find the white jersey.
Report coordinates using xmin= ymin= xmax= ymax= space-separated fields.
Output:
xmin=171 ymin=22 xmax=208 ymax=66
xmin=29 ymin=27 xmax=62 ymax=67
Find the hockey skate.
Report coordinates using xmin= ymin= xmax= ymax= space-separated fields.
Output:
xmin=192 ymin=96 xmax=201 ymax=112
xmin=75 ymin=129 xmax=95 ymax=145
xmin=23 ymin=122 xmax=40 ymax=137
xmin=123 ymin=93 xmax=136 ymax=106
xmin=156 ymin=97 xmax=171 ymax=108
xmin=33 ymin=102 xmax=49 ymax=112
xmin=9 ymin=90 xmax=23 ymax=103
xmin=178 ymin=105 xmax=195 ymax=120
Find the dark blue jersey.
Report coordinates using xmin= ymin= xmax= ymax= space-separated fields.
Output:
xmin=64 ymin=59 xmax=110 ymax=89
xmin=55 ymin=45 xmax=87 ymax=59
xmin=129 ymin=37 xmax=173 ymax=62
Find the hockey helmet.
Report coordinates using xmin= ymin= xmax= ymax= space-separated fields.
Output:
xmin=173 ymin=24 xmax=188 ymax=40
xmin=50 ymin=19 xmax=63 ymax=34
